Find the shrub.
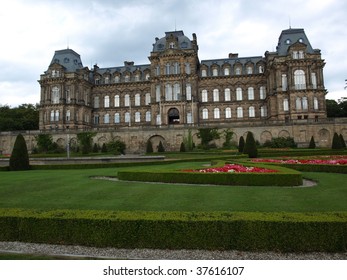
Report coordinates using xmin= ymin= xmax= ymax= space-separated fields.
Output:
xmin=309 ymin=136 xmax=316 ymax=149
xmin=243 ymin=132 xmax=258 ymax=158
xmin=222 ymin=129 xmax=234 ymax=148
xmin=101 ymin=143 xmax=107 ymax=153
xmin=93 ymin=143 xmax=99 ymax=153
xmin=197 ymin=128 xmax=220 ymax=150
xmin=263 ymin=137 xmax=297 ymax=148
xmin=146 ymin=140 xmax=153 ymax=153
xmin=9 ymin=134 xmax=30 ymax=171
xmin=157 ymin=141 xmax=165 ymax=152
xmin=180 ymin=142 xmax=186 ymax=152
xmin=107 ymin=140 xmax=126 ymax=155
xmin=77 ymin=132 xmax=96 ymax=154
xmin=238 ymin=136 xmax=245 ymax=153
xmin=339 ymin=134 xmax=346 ymax=148
xmin=332 ymin=132 xmax=343 ymax=150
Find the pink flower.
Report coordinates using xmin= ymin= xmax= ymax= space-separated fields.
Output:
xmin=183 ymin=164 xmax=278 ymax=173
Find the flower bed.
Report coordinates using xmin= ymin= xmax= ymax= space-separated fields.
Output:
xmin=252 ymin=156 xmax=347 ymax=165
xmin=183 ymin=164 xmax=278 ymax=173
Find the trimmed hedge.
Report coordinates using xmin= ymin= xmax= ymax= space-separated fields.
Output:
xmin=280 ymin=164 xmax=347 ymax=174
xmin=118 ymin=163 xmax=303 ymax=186
xmin=0 ymin=209 xmax=346 ymax=252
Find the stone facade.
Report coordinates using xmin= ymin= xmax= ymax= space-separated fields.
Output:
xmin=1 ymin=28 xmax=346 ymax=154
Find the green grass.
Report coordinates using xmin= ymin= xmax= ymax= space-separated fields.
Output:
xmin=0 ymin=161 xmax=346 ymax=212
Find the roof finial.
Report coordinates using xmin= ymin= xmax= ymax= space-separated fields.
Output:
xmin=289 ymin=16 xmax=292 ymax=29
xmin=175 ymin=18 xmax=177 ymax=31
xmin=67 ymin=36 xmax=69 ymax=49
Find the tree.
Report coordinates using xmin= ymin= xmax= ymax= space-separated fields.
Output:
xmin=222 ymin=129 xmax=234 ymax=148
xmin=332 ymin=132 xmax=343 ymax=149
xmin=0 ymin=104 xmax=39 ymax=131
xmin=180 ymin=142 xmax=186 ymax=152
xmin=146 ymin=140 xmax=153 ymax=153
xmin=238 ymin=136 xmax=245 ymax=153
xmin=339 ymin=134 xmax=346 ymax=148
xmin=35 ymin=134 xmax=54 ymax=153
xmin=77 ymin=132 xmax=96 ymax=154
xmin=9 ymin=134 xmax=30 ymax=171
xmin=197 ymin=128 xmax=220 ymax=149
xmin=183 ymin=129 xmax=194 ymax=151
xmin=93 ymin=143 xmax=99 ymax=153
xmin=107 ymin=140 xmax=126 ymax=155
xmin=309 ymin=136 xmax=316 ymax=149
xmin=243 ymin=132 xmax=258 ymax=158
xmin=157 ymin=141 xmax=165 ymax=152
xmin=101 ymin=143 xmax=108 ymax=153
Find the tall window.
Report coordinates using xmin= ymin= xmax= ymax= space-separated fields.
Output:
xmin=235 ymin=67 xmax=241 ymax=75
xmin=214 ymin=108 xmax=220 ymax=119
xmin=302 ymin=97 xmax=308 ymax=111
xmin=165 ymin=63 xmax=170 ymax=75
xmin=282 ymin=74 xmax=288 ymax=91
xmin=260 ymin=106 xmax=267 ymax=117
xmin=248 ymin=106 xmax=255 ymax=118
xmin=187 ymin=112 xmax=192 ymax=124
xmin=237 ymin=107 xmax=243 ymax=118
xmin=260 ymin=86 xmax=266 ymax=99
xmin=212 ymin=68 xmax=218 ymax=76
xmin=114 ymin=113 xmax=120 ymax=123
xmin=201 ymin=69 xmax=207 ymax=77
xmin=186 ymin=84 xmax=192 ymax=100
xmin=124 ymin=94 xmax=130 ymax=107
xmin=283 ymin=98 xmax=289 ymax=111
xmin=185 ymin=63 xmax=191 ymax=74
xmin=135 ymin=94 xmax=140 ymax=106
xmin=294 ymin=70 xmax=306 ymax=90
xmin=224 ymin=68 xmax=230 ymax=75
xmin=248 ymin=87 xmax=254 ymax=100
xmin=174 ymin=62 xmax=180 ymax=74
xmin=114 ymin=76 xmax=120 ymax=83
xmin=202 ymin=90 xmax=208 ymax=102
xmin=225 ymin=107 xmax=231 ymax=119
xmin=124 ymin=75 xmax=130 ymax=82
xmin=94 ymin=96 xmax=99 ymax=108
xmin=213 ymin=89 xmax=219 ymax=102
xmin=311 ymin=73 xmax=317 ymax=89
xmin=236 ymin=87 xmax=242 ymax=101
xmin=52 ymin=86 xmax=60 ymax=104
xmin=104 ymin=113 xmax=110 ymax=124
xmin=224 ymin=88 xmax=231 ymax=101
xmin=247 ymin=66 xmax=253 ymax=74
xmin=50 ymin=110 xmax=55 ymax=122
xmin=66 ymin=110 xmax=70 ymax=121
xmin=114 ymin=95 xmax=120 ymax=107
xmin=135 ymin=112 xmax=141 ymax=122
xmin=173 ymin=83 xmax=180 ymax=100
xmin=155 ymin=66 xmax=160 ymax=76
xmin=314 ymin=97 xmax=319 ymax=110
xmin=146 ymin=111 xmax=151 ymax=122
xmin=125 ymin=112 xmax=130 ymax=123
xmin=296 ymin=97 xmax=302 ymax=110
xmin=104 ymin=96 xmax=110 ymax=108
xmin=156 ymin=85 xmax=161 ymax=102
xmin=202 ymin=108 xmax=208 ymax=119
xmin=145 ymin=93 xmax=151 ymax=105
xmin=165 ymin=84 xmax=173 ymax=101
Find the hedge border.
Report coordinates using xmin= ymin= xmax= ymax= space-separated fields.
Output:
xmin=117 ymin=162 xmax=303 ymax=186
xmin=0 ymin=209 xmax=346 ymax=252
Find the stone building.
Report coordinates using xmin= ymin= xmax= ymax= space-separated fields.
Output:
xmin=1 ymin=28 xmax=346 ymax=154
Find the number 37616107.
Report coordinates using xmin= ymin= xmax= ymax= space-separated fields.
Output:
xmin=196 ymin=266 xmax=244 ymax=276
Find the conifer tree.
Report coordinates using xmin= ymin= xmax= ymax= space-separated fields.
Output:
xmin=238 ymin=136 xmax=245 ymax=153
xmin=339 ymin=134 xmax=346 ymax=148
xmin=180 ymin=142 xmax=186 ymax=152
xmin=332 ymin=132 xmax=343 ymax=149
xmin=158 ymin=141 xmax=165 ymax=152
xmin=243 ymin=132 xmax=258 ymax=158
xmin=9 ymin=134 xmax=30 ymax=171
xmin=146 ymin=140 xmax=153 ymax=153
xmin=309 ymin=136 xmax=316 ymax=149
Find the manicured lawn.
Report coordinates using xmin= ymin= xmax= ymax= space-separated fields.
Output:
xmin=0 ymin=161 xmax=346 ymax=212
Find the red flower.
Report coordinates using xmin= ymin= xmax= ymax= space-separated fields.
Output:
xmin=183 ymin=164 xmax=278 ymax=173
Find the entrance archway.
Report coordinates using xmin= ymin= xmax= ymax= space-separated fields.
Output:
xmin=168 ymin=108 xmax=180 ymax=124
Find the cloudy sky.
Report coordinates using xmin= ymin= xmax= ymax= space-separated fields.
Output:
xmin=0 ymin=0 xmax=346 ymax=106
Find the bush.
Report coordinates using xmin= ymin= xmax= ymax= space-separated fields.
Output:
xmin=77 ymin=132 xmax=96 ymax=154
xmin=101 ymin=143 xmax=107 ymax=153
xmin=238 ymin=136 xmax=245 ymax=153
xmin=243 ymin=132 xmax=258 ymax=158
xmin=157 ymin=141 xmax=165 ymax=152
xmin=107 ymin=140 xmax=126 ymax=155
xmin=339 ymin=134 xmax=346 ymax=148
xmin=332 ymin=132 xmax=343 ymax=150
xmin=9 ymin=134 xmax=30 ymax=171
xmin=309 ymin=136 xmax=316 ymax=149
xmin=93 ymin=143 xmax=99 ymax=153
xmin=263 ymin=137 xmax=297 ymax=148
xmin=1 ymin=209 xmax=346 ymax=252
xmin=146 ymin=140 xmax=153 ymax=153
xmin=180 ymin=142 xmax=186 ymax=152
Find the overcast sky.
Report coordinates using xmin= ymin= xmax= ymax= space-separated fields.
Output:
xmin=0 ymin=0 xmax=346 ymax=107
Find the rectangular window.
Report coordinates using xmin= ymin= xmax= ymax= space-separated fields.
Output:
xmin=282 ymin=74 xmax=287 ymax=91
xmin=311 ymin=73 xmax=317 ymax=89
xmin=202 ymin=90 xmax=208 ymax=102
xmin=213 ymin=89 xmax=219 ymax=102
xmin=186 ymin=84 xmax=192 ymax=101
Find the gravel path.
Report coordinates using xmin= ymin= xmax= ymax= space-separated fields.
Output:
xmin=0 ymin=241 xmax=346 ymax=260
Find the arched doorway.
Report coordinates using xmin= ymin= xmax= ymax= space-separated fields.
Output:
xmin=168 ymin=108 xmax=180 ymax=124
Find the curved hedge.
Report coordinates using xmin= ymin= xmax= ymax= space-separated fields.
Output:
xmin=0 ymin=209 xmax=346 ymax=252
xmin=118 ymin=163 xmax=303 ymax=186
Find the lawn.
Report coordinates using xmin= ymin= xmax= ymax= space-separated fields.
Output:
xmin=0 ymin=161 xmax=346 ymax=212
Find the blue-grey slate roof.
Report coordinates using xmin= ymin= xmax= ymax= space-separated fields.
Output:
xmin=276 ymin=28 xmax=315 ymax=55
xmin=49 ymin=49 xmax=84 ymax=72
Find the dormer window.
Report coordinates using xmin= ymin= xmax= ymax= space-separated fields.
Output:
xmin=212 ymin=68 xmax=218 ymax=76
xmin=169 ymin=42 xmax=175 ymax=49
xmin=247 ymin=66 xmax=253 ymax=75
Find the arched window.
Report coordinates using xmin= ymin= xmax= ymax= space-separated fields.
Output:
xmin=201 ymin=69 xmax=207 ymax=77
xmin=52 ymin=86 xmax=60 ymax=104
xmin=283 ymin=99 xmax=289 ymax=111
xmin=237 ymin=107 xmax=243 ymax=118
xmin=213 ymin=89 xmax=219 ymax=102
xmin=145 ymin=93 xmax=151 ymax=105
xmin=114 ymin=113 xmax=120 ymax=123
xmin=302 ymin=97 xmax=308 ymax=110
xmin=124 ymin=94 xmax=130 ymax=107
xmin=212 ymin=68 xmax=218 ymax=76
xmin=247 ymin=66 xmax=253 ymax=74
xmin=214 ymin=108 xmax=220 ymax=119
xmin=224 ymin=88 xmax=231 ymax=101
xmin=294 ymin=70 xmax=306 ymax=90
xmin=260 ymin=106 xmax=267 ymax=117
xmin=202 ymin=90 xmax=208 ymax=102
xmin=236 ymin=87 xmax=243 ymax=101
xmin=135 ymin=112 xmax=141 ymax=122
xmin=225 ymin=107 xmax=232 ymax=119
xmin=249 ymin=106 xmax=255 ymax=118
xmin=55 ymin=110 xmax=59 ymax=121
xmin=146 ymin=111 xmax=151 ymax=122
xmin=235 ymin=67 xmax=241 ymax=75
xmin=224 ymin=67 xmax=230 ymax=76
xmin=248 ymin=87 xmax=254 ymax=100
xmin=135 ymin=93 xmax=141 ymax=106
xmin=104 ymin=113 xmax=110 ymax=124
xmin=202 ymin=108 xmax=208 ymax=119
xmin=125 ymin=112 xmax=130 ymax=123
xmin=104 ymin=96 xmax=110 ymax=108
xmin=114 ymin=95 xmax=120 ymax=107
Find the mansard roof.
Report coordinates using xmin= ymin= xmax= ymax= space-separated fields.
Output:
xmin=49 ymin=49 xmax=84 ymax=72
xmin=152 ymin=30 xmax=193 ymax=52
xmin=201 ymin=56 xmax=265 ymax=67
xmin=94 ymin=63 xmax=150 ymax=76
xmin=276 ymin=28 xmax=316 ymax=56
